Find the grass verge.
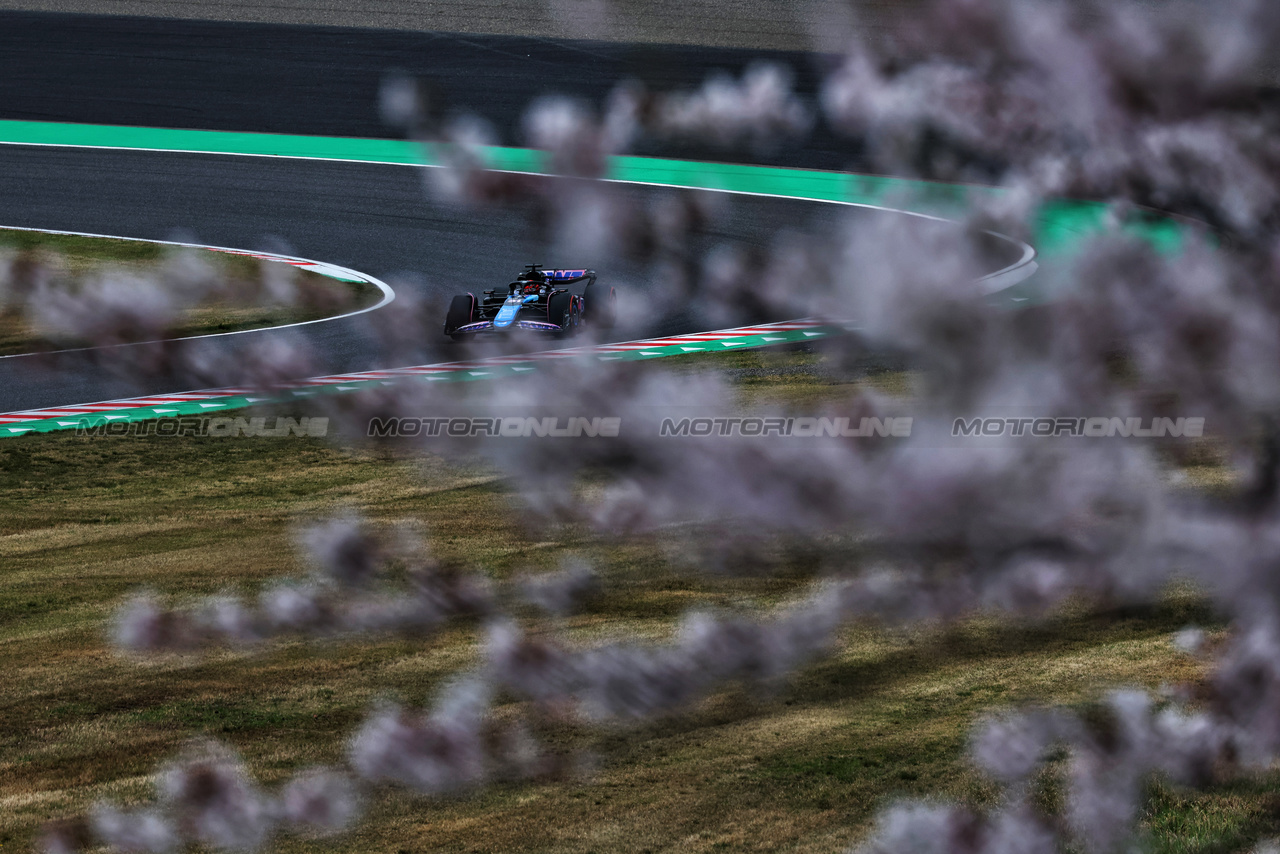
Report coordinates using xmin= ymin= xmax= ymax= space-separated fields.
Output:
xmin=0 ymin=228 xmax=380 ymax=355
xmin=0 ymin=347 xmax=1266 ymax=853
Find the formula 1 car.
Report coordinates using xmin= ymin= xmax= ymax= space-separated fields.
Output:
xmin=444 ymin=265 xmax=617 ymax=339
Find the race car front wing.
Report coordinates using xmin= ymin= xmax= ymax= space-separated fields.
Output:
xmin=453 ymin=319 xmax=564 ymax=334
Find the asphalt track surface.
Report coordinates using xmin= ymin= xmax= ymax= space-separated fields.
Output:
xmin=0 ymin=12 xmax=1014 ymax=415
xmin=0 ymin=143 xmax=932 ymax=413
xmin=0 ymin=10 xmax=855 ymax=170
xmin=0 ymin=0 xmax=902 ymax=52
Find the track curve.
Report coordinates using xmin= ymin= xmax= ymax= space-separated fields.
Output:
xmin=0 ymin=224 xmax=396 ymax=361
xmin=0 ymin=143 xmax=1033 ymax=419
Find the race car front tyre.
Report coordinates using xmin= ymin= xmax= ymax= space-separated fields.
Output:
xmin=548 ymin=291 xmax=574 ymax=333
xmin=445 ymin=293 xmax=476 ymax=338
xmin=583 ymin=281 xmax=617 ymax=328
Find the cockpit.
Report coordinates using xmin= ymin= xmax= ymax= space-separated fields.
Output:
xmin=510 ymin=273 xmax=548 ymax=296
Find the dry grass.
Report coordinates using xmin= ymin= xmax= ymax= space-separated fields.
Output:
xmin=656 ymin=345 xmax=914 ymax=407
xmin=0 ymin=348 xmax=1272 ymax=853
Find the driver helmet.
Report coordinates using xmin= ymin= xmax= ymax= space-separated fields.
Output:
xmin=522 ymin=281 xmax=541 ymax=295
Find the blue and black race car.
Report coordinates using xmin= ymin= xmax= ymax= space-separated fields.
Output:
xmin=444 ymin=265 xmax=617 ymax=339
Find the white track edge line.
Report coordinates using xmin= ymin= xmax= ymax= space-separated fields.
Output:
xmin=0 ymin=139 xmax=1038 ymax=292
xmin=0 ymin=224 xmax=396 ymax=360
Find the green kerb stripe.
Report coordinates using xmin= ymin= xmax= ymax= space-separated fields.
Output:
xmin=0 ymin=119 xmax=1171 ymax=258
xmin=0 ymin=326 xmax=837 ymax=436
xmin=0 ymin=120 xmax=425 ymax=164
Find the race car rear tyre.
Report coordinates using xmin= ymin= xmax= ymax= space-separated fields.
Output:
xmin=445 ymin=293 xmax=476 ymax=338
xmin=548 ymin=291 xmax=574 ymax=332
xmin=583 ymin=281 xmax=617 ymax=328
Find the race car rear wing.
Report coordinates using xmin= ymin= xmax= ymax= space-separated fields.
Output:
xmin=543 ymin=269 xmax=596 ymax=285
